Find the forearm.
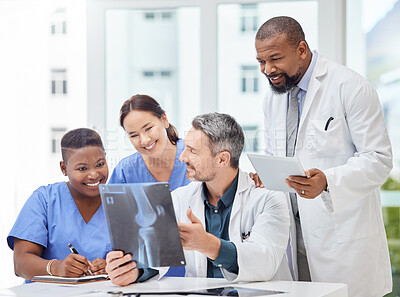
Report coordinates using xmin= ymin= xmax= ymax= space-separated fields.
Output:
xmin=14 ymin=253 xmax=52 ymax=280
xmin=199 ymin=233 xmax=221 ymax=260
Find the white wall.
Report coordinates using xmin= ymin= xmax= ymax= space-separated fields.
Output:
xmin=0 ymin=0 xmax=86 ymax=288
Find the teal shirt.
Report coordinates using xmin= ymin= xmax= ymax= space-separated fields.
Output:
xmin=202 ymin=172 xmax=239 ymax=278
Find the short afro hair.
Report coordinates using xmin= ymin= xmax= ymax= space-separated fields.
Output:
xmin=61 ymin=128 xmax=104 ymax=162
xmin=256 ymin=16 xmax=306 ymax=49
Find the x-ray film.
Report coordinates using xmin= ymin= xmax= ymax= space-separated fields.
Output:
xmin=100 ymin=183 xmax=186 ymax=268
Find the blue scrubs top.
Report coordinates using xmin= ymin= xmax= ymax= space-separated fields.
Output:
xmin=7 ymin=182 xmax=112 ymax=262
xmin=108 ymin=139 xmax=190 ymax=191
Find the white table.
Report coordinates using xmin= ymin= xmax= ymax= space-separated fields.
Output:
xmin=0 ymin=277 xmax=347 ymax=297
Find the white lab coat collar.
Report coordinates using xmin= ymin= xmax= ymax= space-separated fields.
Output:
xmin=297 ymin=51 xmax=326 ymax=134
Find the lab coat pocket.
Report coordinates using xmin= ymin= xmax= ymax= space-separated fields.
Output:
xmin=311 ymin=118 xmax=345 ymax=158
xmin=332 ymin=196 xmax=379 ymax=243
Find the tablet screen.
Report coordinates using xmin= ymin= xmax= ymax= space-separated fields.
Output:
xmin=247 ymin=154 xmax=305 ymax=193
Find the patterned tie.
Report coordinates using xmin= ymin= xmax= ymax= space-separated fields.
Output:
xmin=286 ymin=86 xmax=301 ymax=216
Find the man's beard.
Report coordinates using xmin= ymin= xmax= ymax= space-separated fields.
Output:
xmin=266 ymin=68 xmax=302 ymax=94
xmin=186 ymin=164 xmax=216 ymax=182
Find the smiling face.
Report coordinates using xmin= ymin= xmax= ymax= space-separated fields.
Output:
xmin=60 ymin=146 xmax=108 ymax=199
xmin=123 ymin=110 xmax=170 ymax=158
xmin=180 ymin=128 xmax=217 ymax=182
xmin=255 ymin=33 xmax=308 ymax=94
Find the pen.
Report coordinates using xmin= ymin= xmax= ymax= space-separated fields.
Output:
xmin=324 ymin=117 xmax=334 ymax=131
xmin=68 ymin=243 xmax=94 ymax=276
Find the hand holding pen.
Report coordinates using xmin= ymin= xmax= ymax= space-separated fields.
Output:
xmin=67 ymin=243 xmax=94 ymax=276
xmin=48 ymin=250 xmax=94 ymax=277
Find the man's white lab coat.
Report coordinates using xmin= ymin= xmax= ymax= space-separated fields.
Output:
xmin=171 ymin=169 xmax=292 ymax=282
xmin=262 ymin=52 xmax=393 ymax=297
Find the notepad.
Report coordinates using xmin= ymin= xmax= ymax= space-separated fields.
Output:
xmin=32 ymin=274 xmax=108 ymax=284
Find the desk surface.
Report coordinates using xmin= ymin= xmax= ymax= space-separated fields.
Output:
xmin=0 ymin=277 xmax=347 ymax=297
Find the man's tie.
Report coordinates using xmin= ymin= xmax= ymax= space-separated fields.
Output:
xmin=286 ymin=86 xmax=301 ymax=215
xmin=286 ymin=85 xmax=311 ymax=281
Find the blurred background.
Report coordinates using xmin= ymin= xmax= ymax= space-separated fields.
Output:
xmin=0 ymin=0 xmax=399 ymax=294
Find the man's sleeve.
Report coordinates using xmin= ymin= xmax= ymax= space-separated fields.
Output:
xmin=323 ymin=76 xmax=392 ymax=211
xmin=262 ymin=94 xmax=274 ymax=156
xmin=136 ymin=268 xmax=159 ymax=282
xmin=224 ymin=190 xmax=290 ymax=282
xmin=209 ymin=239 xmax=238 ymax=274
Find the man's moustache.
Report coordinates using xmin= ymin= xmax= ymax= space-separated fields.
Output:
xmin=264 ymin=73 xmax=283 ymax=79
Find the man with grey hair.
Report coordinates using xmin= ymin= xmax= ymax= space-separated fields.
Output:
xmin=106 ymin=112 xmax=292 ymax=284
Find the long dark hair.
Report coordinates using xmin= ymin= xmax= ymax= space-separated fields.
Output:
xmin=119 ymin=94 xmax=179 ymax=145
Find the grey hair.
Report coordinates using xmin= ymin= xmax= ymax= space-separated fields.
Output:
xmin=191 ymin=112 xmax=244 ymax=168
xmin=256 ymin=16 xmax=306 ymax=49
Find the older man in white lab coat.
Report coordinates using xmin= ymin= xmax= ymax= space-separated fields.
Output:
xmin=106 ymin=112 xmax=292 ymax=285
xmin=253 ymin=16 xmax=393 ymax=297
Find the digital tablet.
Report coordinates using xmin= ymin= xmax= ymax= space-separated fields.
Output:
xmin=247 ymin=154 xmax=305 ymax=193
xmin=100 ymin=183 xmax=186 ymax=268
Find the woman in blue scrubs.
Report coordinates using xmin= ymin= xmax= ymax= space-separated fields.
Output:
xmin=7 ymin=128 xmax=111 ymax=281
xmin=109 ymin=94 xmax=190 ymax=191
xmin=108 ymin=95 xmax=190 ymax=277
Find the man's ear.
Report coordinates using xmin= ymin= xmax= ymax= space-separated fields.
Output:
xmin=216 ymin=151 xmax=231 ymax=167
xmin=60 ymin=161 xmax=67 ymax=176
xmin=298 ymin=41 xmax=308 ymax=60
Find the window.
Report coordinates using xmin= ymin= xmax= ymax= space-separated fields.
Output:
xmin=143 ymin=10 xmax=174 ymax=21
xmin=161 ymin=70 xmax=171 ymax=77
xmin=51 ymin=68 xmax=67 ymax=95
xmin=142 ymin=70 xmax=172 ymax=79
xmin=347 ymin=2 xmax=400 ymax=293
xmin=1 ymin=0 xmax=87 ymax=289
xmin=104 ymin=7 xmax=200 ymax=165
xmin=217 ymin=1 xmax=318 ymax=164
xmin=241 ymin=65 xmax=258 ymax=93
xmin=240 ymin=4 xmax=258 ymax=33
xmin=143 ymin=71 xmax=154 ymax=77
xmin=51 ymin=127 xmax=67 ymax=154
xmin=243 ymin=125 xmax=259 ymax=152
xmin=162 ymin=12 xmax=172 ymax=20
xmin=50 ymin=8 xmax=67 ymax=35
xmin=87 ymin=0 xmax=344 ymax=172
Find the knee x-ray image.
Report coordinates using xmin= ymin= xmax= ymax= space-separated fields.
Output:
xmin=100 ymin=183 xmax=186 ymax=268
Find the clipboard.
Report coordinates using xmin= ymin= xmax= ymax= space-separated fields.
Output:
xmin=247 ymin=154 xmax=305 ymax=193
xmin=32 ymin=274 xmax=108 ymax=284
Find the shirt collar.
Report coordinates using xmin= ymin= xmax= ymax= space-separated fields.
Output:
xmin=202 ymin=171 xmax=239 ymax=208
xmin=297 ymin=50 xmax=318 ymax=92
